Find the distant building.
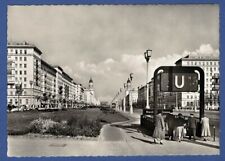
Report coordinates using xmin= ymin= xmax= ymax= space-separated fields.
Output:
xmin=175 ymin=55 xmax=219 ymax=110
xmin=84 ymin=78 xmax=100 ymax=106
xmin=137 ymin=85 xmax=147 ymax=108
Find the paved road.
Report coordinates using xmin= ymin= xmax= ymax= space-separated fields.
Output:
xmin=8 ymin=111 xmax=219 ymax=156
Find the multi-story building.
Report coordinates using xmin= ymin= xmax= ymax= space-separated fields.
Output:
xmin=175 ymin=55 xmax=220 ymax=110
xmin=7 ymin=42 xmax=43 ymax=108
xmin=7 ymin=42 xmax=85 ymax=109
xmin=41 ymin=60 xmax=57 ymax=106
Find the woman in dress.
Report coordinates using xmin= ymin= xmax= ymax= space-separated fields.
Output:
xmin=201 ymin=115 xmax=211 ymax=141
xmin=153 ymin=110 xmax=165 ymax=144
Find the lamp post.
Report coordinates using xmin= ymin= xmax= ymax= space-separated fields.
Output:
xmin=129 ymin=73 xmax=134 ymax=114
xmin=127 ymin=78 xmax=132 ymax=114
xmin=144 ymin=49 xmax=152 ymax=109
xmin=123 ymin=83 xmax=127 ymax=112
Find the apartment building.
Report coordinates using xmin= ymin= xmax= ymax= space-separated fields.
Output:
xmin=175 ymin=55 xmax=220 ymax=110
xmin=7 ymin=42 xmax=86 ymax=109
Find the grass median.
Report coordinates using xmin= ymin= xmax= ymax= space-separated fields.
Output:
xmin=8 ymin=108 xmax=128 ymax=137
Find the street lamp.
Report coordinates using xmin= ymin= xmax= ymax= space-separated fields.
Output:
xmin=123 ymin=83 xmax=127 ymax=112
xmin=129 ymin=73 xmax=134 ymax=114
xmin=144 ymin=49 xmax=152 ymax=109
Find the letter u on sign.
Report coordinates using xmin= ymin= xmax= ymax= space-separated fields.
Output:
xmin=174 ymin=75 xmax=184 ymax=89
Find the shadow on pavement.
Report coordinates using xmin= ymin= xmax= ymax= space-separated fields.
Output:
xmin=111 ymin=123 xmax=151 ymax=137
xmin=131 ymin=136 xmax=155 ymax=144
xmin=183 ymin=139 xmax=219 ymax=149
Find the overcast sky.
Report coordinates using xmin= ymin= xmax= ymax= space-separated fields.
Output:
xmin=8 ymin=5 xmax=219 ymax=102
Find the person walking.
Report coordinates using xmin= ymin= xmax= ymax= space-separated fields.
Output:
xmin=153 ymin=110 xmax=165 ymax=144
xmin=173 ymin=113 xmax=186 ymax=142
xmin=201 ymin=115 xmax=211 ymax=141
xmin=188 ymin=113 xmax=197 ymax=141
xmin=165 ymin=110 xmax=175 ymax=140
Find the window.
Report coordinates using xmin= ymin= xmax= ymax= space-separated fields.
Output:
xmin=15 ymin=71 xmax=17 ymax=74
xmin=24 ymin=64 xmax=27 ymax=68
xmin=24 ymin=57 xmax=27 ymax=61
xmin=26 ymin=99 xmax=28 ymax=104
xmin=15 ymin=77 xmax=18 ymax=81
xmin=15 ymin=50 xmax=18 ymax=54
xmin=19 ymin=64 xmax=22 ymax=68
xmin=24 ymin=71 xmax=27 ymax=75
xmin=24 ymin=77 xmax=27 ymax=82
xmin=24 ymin=84 xmax=27 ymax=88
xmin=15 ymin=64 xmax=17 ymax=68
xmin=10 ymin=91 xmax=13 ymax=95
xmin=19 ymin=57 xmax=22 ymax=61
xmin=20 ymin=50 xmax=22 ymax=54
xmin=19 ymin=71 xmax=22 ymax=75
xmin=15 ymin=57 xmax=18 ymax=61
xmin=24 ymin=50 xmax=27 ymax=54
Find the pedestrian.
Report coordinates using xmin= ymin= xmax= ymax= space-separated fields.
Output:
xmin=201 ymin=114 xmax=211 ymax=141
xmin=188 ymin=113 xmax=197 ymax=141
xmin=153 ymin=110 xmax=165 ymax=144
xmin=173 ymin=113 xmax=186 ymax=142
xmin=165 ymin=110 xmax=175 ymax=140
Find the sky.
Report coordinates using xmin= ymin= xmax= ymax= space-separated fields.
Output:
xmin=8 ymin=5 xmax=219 ymax=102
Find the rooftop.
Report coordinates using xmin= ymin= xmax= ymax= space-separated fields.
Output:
xmin=7 ymin=41 xmax=43 ymax=55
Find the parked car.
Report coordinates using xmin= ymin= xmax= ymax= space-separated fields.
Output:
xmin=11 ymin=107 xmax=20 ymax=112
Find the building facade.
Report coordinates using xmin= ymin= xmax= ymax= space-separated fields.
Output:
xmin=7 ymin=42 xmax=85 ymax=109
xmin=7 ymin=42 xmax=43 ymax=108
xmin=175 ymin=55 xmax=220 ymax=110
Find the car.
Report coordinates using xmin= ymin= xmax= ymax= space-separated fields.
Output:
xmin=11 ymin=107 xmax=20 ymax=112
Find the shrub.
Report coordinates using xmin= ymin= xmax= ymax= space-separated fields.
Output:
xmin=29 ymin=118 xmax=61 ymax=134
xmin=28 ymin=116 xmax=102 ymax=137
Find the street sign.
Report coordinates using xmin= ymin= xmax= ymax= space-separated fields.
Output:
xmin=160 ymin=72 xmax=198 ymax=92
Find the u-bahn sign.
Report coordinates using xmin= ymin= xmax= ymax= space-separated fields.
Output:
xmin=153 ymin=66 xmax=205 ymax=121
xmin=160 ymin=71 xmax=198 ymax=92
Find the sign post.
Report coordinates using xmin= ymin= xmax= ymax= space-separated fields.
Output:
xmin=153 ymin=66 xmax=204 ymax=122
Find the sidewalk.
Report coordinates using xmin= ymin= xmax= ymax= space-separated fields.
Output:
xmin=117 ymin=110 xmax=220 ymax=149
